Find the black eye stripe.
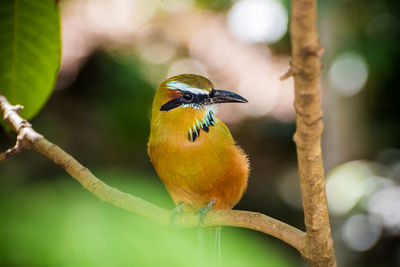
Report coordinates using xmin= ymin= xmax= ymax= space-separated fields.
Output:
xmin=160 ymin=98 xmax=182 ymax=111
xmin=160 ymin=91 xmax=209 ymax=111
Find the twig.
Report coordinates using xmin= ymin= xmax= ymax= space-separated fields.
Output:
xmin=0 ymin=94 xmax=307 ymax=256
xmin=280 ymin=68 xmax=296 ymax=81
xmin=280 ymin=60 xmax=301 ymax=81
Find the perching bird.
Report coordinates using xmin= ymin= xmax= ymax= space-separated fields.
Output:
xmin=148 ymin=74 xmax=249 ymax=216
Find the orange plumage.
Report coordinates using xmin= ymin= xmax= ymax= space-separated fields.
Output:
xmin=148 ymin=74 xmax=249 ymax=210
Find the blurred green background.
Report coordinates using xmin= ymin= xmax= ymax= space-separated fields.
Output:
xmin=1 ymin=0 xmax=400 ymax=266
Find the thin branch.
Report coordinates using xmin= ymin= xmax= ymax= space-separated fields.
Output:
xmin=0 ymin=94 xmax=306 ymax=256
xmin=289 ymin=0 xmax=336 ymax=266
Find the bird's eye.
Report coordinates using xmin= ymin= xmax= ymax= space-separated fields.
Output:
xmin=182 ymin=92 xmax=193 ymax=101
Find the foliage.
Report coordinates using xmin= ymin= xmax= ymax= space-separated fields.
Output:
xmin=0 ymin=0 xmax=60 ymax=120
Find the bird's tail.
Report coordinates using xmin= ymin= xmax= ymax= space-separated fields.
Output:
xmin=198 ymin=226 xmax=221 ymax=267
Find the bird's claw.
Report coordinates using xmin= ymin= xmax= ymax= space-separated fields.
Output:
xmin=170 ymin=201 xmax=184 ymax=229
xmin=194 ymin=199 xmax=215 ymax=226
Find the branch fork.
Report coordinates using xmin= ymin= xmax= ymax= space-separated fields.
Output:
xmin=0 ymin=100 xmax=39 ymax=160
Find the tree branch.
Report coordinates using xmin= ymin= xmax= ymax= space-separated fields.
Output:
xmin=0 ymin=94 xmax=306 ymax=256
xmin=289 ymin=0 xmax=336 ymax=266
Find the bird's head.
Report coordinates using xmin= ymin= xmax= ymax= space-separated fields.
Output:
xmin=151 ymin=74 xmax=247 ymax=142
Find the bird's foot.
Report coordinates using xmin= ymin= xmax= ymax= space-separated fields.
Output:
xmin=170 ymin=201 xmax=184 ymax=228
xmin=194 ymin=199 xmax=216 ymax=226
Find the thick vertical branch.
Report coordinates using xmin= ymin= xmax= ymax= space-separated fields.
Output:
xmin=289 ymin=0 xmax=336 ymax=266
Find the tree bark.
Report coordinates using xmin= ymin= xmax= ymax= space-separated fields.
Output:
xmin=289 ymin=0 xmax=337 ymax=265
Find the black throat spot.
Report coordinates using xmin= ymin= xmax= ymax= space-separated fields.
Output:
xmin=187 ymin=111 xmax=216 ymax=142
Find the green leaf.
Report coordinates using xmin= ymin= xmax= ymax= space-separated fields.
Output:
xmin=0 ymin=0 xmax=61 ymax=120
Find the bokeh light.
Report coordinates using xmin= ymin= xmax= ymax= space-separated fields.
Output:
xmin=341 ymin=214 xmax=382 ymax=251
xmin=368 ymin=186 xmax=400 ymax=233
xmin=187 ymin=16 xmax=295 ymax=122
xmin=58 ymin=0 xmax=296 ymax=122
xmin=329 ymin=52 xmax=369 ymax=97
xmin=227 ymin=0 xmax=288 ymax=44
xmin=326 ymin=161 xmax=374 ymax=216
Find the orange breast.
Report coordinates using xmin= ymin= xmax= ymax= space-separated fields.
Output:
xmin=148 ymin=119 xmax=249 ymax=210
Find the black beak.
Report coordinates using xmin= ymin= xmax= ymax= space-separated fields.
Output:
xmin=208 ymin=89 xmax=248 ymax=104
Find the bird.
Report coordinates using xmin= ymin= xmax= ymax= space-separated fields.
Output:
xmin=148 ymin=74 xmax=249 ymax=218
